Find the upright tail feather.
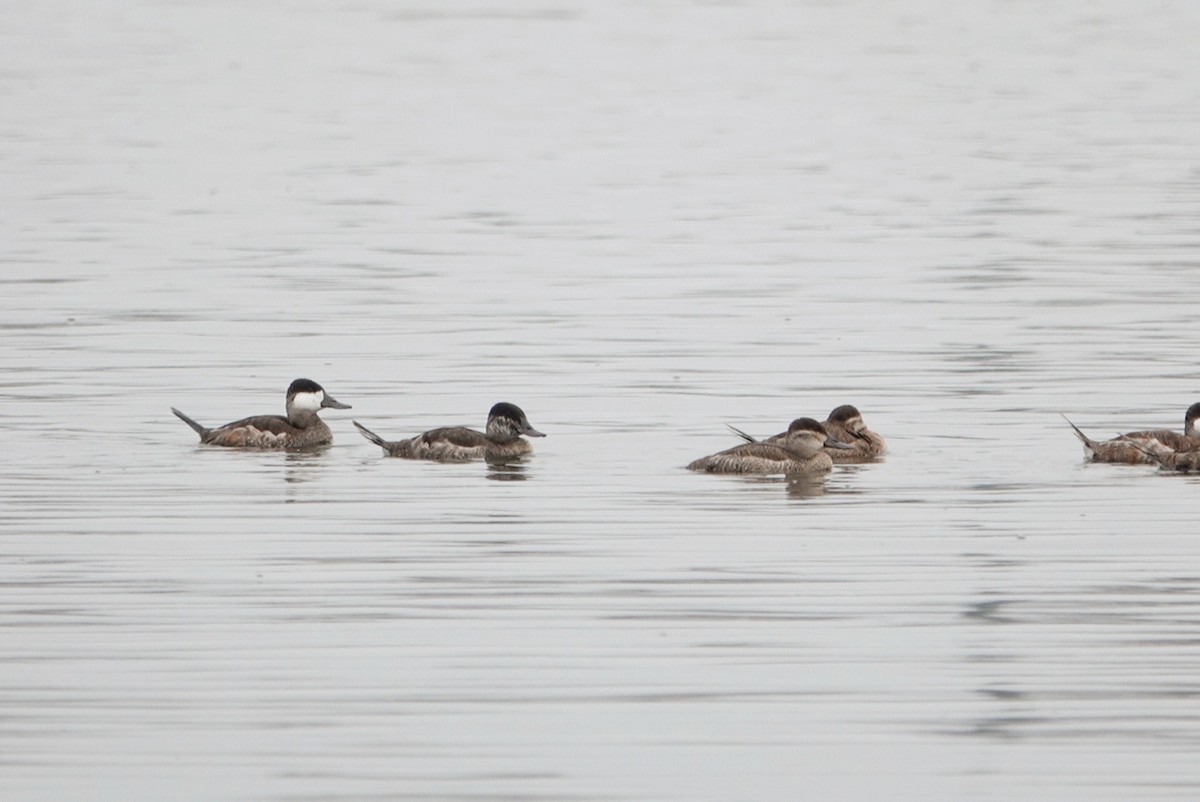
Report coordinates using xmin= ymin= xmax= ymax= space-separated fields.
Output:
xmin=172 ymin=407 xmax=209 ymax=438
xmin=353 ymin=420 xmax=389 ymax=449
xmin=1060 ymin=413 xmax=1098 ymax=456
xmin=725 ymin=424 xmax=757 ymax=443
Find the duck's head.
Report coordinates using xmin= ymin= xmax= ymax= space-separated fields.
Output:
xmin=286 ymin=378 xmax=351 ymax=415
xmin=487 ymin=402 xmax=546 ymax=441
xmin=783 ymin=417 xmax=851 ymax=457
xmin=827 ymin=404 xmax=868 ymax=438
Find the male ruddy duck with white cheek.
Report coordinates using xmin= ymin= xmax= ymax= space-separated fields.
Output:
xmin=354 ymin=402 xmax=546 ymax=462
xmin=172 ymin=378 xmax=351 ymax=449
xmin=688 ymin=417 xmax=851 ymax=475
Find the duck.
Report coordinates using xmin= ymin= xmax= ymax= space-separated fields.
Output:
xmin=354 ymin=402 xmax=545 ymax=462
xmin=172 ymin=378 xmax=351 ymax=449
xmin=1062 ymin=402 xmax=1200 ymax=464
xmin=1138 ymin=443 xmax=1200 ymax=473
xmin=687 ymin=417 xmax=851 ymax=475
xmin=726 ymin=404 xmax=886 ymax=462
xmin=818 ymin=404 xmax=887 ymax=462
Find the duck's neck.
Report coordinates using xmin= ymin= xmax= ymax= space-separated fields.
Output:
xmin=779 ymin=439 xmax=821 ymax=459
xmin=288 ymin=408 xmax=322 ymax=429
xmin=486 ymin=421 xmax=520 ymax=443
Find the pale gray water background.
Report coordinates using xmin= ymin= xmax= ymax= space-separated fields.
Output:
xmin=4 ymin=1 xmax=1200 ymax=799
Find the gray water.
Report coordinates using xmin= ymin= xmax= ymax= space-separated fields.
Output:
xmin=5 ymin=1 xmax=1200 ymax=799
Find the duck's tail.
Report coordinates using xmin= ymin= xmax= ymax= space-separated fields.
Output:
xmin=352 ymin=420 xmax=389 ymax=450
xmin=1060 ymin=413 xmax=1099 ymax=457
xmin=171 ymin=407 xmax=209 ymax=438
xmin=725 ymin=423 xmax=757 ymax=443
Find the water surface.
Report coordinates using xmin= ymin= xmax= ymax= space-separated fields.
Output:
xmin=4 ymin=1 xmax=1200 ymax=800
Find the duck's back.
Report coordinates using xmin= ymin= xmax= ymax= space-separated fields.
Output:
xmin=1085 ymin=429 xmax=1192 ymax=463
xmin=417 ymin=427 xmax=535 ymax=461
xmin=687 ymin=442 xmax=831 ymax=475
xmin=390 ymin=426 xmax=491 ymax=461
xmin=1121 ymin=428 xmax=1191 ymax=449
xmin=203 ymin=414 xmax=331 ymax=449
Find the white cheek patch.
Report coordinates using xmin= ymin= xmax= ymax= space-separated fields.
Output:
xmin=291 ymin=391 xmax=324 ymax=412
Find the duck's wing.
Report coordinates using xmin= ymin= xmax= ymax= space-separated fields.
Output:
xmin=408 ymin=426 xmax=489 ymax=460
xmin=687 ymin=441 xmax=798 ymax=473
xmin=1119 ymin=428 xmax=1187 ymax=450
xmin=419 ymin=426 xmax=488 ymax=447
xmin=202 ymin=415 xmax=293 ymax=447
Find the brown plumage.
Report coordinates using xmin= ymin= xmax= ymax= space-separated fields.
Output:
xmin=354 ymin=402 xmax=545 ymax=463
xmin=1143 ymin=446 xmax=1200 ymax=473
xmin=1062 ymin=403 xmax=1200 ymax=464
xmin=819 ymin=404 xmax=887 ymax=462
xmin=688 ymin=417 xmax=848 ymax=475
xmin=726 ymin=404 xmax=886 ymax=463
xmin=172 ymin=379 xmax=351 ymax=450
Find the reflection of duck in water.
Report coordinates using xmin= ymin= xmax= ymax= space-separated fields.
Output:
xmin=688 ymin=418 xmax=851 ymax=475
xmin=354 ymin=402 xmax=545 ymax=462
xmin=785 ymin=474 xmax=828 ymax=498
xmin=486 ymin=460 xmax=531 ymax=482
xmin=172 ymin=379 xmax=351 ymax=449
xmin=727 ymin=404 xmax=886 ymax=462
xmin=1062 ymin=403 xmax=1200 ymax=464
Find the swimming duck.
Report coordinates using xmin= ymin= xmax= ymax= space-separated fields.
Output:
xmin=688 ymin=417 xmax=851 ymax=475
xmin=727 ymin=404 xmax=886 ymax=462
xmin=819 ymin=404 xmax=887 ymax=462
xmin=354 ymin=402 xmax=545 ymax=462
xmin=1137 ymin=443 xmax=1200 ymax=473
xmin=1062 ymin=402 xmax=1200 ymax=464
xmin=172 ymin=378 xmax=351 ymax=449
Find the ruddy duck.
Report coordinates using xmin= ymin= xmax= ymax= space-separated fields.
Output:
xmin=820 ymin=404 xmax=886 ymax=462
xmin=1137 ymin=442 xmax=1200 ymax=473
xmin=1062 ymin=402 xmax=1200 ymax=464
xmin=172 ymin=378 xmax=351 ymax=449
xmin=688 ymin=417 xmax=851 ymax=475
xmin=727 ymin=404 xmax=886 ymax=462
xmin=354 ymin=402 xmax=546 ymax=462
